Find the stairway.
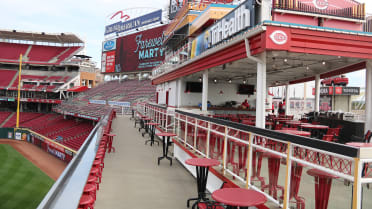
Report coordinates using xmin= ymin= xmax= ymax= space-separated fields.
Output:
xmin=7 ymin=71 xmax=19 ymax=89
xmin=0 ymin=112 xmax=15 ymax=127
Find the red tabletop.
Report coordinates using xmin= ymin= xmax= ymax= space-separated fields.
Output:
xmin=212 ymin=188 xmax=267 ymax=207
xmin=346 ymin=142 xmax=372 ymax=148
xmin=285 ymin=121 xmax=310 ymax=125
xmin=146 ymin=122 xmax=160 ymax=126
xmin=143 ymin=118 xmax=152 ymax=121
xmin=276 ymin=130 xmax=311 ymax=137
xmin=185 ymin=158 xmax=220 ymax=167
xmin=156 ymin=132 xmax=177 ymax=137
xmin=300 ymin=124 xmax=329 ymax=130
xmin=307 ymin=169 xmax=338 ymax=179
xmin=79 ymin=194 xmax=94 ymax=205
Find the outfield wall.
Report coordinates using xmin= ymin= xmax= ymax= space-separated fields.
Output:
xmin=0 ymin=128 xmax=76 ymax=163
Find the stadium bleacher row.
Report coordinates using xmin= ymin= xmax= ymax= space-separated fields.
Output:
xmin=53 ymin=79 xmax=156 ymax=117
xmin=0 ymin=112 xmax=94 ymax=151
xmin=0 ymin=42 xmax=80 ymax=65
xmin=0 ymin=69 xmax=71 ymax=91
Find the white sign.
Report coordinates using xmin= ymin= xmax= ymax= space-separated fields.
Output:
xmin=313 ymin=0 xmax=329 ymax=10
xmin=108 ymin=101 xmax=131 ymax=107
xmin=209 ymin=2 xmax=252 ymax=46
xmin=89 ymin=100 xmax=107 ymax=105
xmin=15 ymin=132 xmax=21 ymax=140
xmin=270 ymin=30 xmax=288 ymax=45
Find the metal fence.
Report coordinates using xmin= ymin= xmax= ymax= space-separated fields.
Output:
xmin=140 ymin=103 xmax=372 ymax=209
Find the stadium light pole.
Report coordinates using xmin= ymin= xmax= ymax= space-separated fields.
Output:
xmin=16 ymin=54 xmax=23 ymax=129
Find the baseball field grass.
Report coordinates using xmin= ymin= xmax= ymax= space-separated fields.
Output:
xmin=0 ymin=144 xmax=54 ymax=209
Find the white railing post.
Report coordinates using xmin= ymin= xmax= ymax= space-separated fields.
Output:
xmin=177 ymin=114 xmax=180 ymax=139
xmin=184 ymin=116 xmax=188 ymax=145
xmin=165 ymin=111 xmax=168 ymax=132
xmin=206 ymin=122 xmax=211 ymax=158
xmin=223 ymin=126 xmax=228 ymax=175
xmin=194 ymin=119 xmax=198 ymax=149
xmin=246 ymin=133 xmax=254 ymax=188
xmin=283 ymin=142 xmax=292 ymax=209
xmin=352 ymin=158 xmax=362 ymax=209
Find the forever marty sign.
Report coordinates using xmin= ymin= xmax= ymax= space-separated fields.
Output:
xmin=209 ymin=0 xmax=254 ymax=46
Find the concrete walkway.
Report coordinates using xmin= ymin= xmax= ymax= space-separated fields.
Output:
xmin=95 ymin=116 xmax=197 ymax=209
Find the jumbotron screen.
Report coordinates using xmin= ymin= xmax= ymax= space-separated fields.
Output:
xmin=101 ymin=25 xmax=166 ymax=73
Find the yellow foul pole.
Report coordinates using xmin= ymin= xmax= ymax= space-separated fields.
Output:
xmin=16 ymin=54 xmax=23 ymax=129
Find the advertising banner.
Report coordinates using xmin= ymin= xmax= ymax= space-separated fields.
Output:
xmin=102 ymin=39 xmax=117 ymax=52
xmin=190 ymin=0 xmax=255 ymax=58
xmin=108 ymin=101 xmax=131 ymax=107
xmin=89 ymin=100 xmax=107 ymax=105
xmin=105 ymin=51 xmax=116 ymax=73
xmin=115 ymin=25 xmax=166 ymax=72
xmin=105 ymin=10 xmax=162 ymax=35
xmin=314 ymin=87 xmax=360 ymax=96
xmin=342 ymin=87 xmax=360 ymax=95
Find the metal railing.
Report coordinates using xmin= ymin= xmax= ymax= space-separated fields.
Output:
xmin=36 ymin=113 xmax=110 ymax=209
xmin=140 ymin=103 xmax=372 ymax=209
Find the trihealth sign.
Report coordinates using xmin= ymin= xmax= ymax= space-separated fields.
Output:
xmin=191 ymin=0 xmax=255 ymax=58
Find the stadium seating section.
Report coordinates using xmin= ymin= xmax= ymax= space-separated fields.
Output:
xmin=0 ymin=112 xmax=94 ymax=151
xmin=53 ymin=79 xmax=156 ymax=117
xmin=0 ymin=42 xmax=80 ymax=65
xmin=0 ymin=69 xmax=17 ymax=89
xmin=4 ymin=72 xmax=70 ymax=92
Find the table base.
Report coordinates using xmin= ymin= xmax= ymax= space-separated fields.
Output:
xmin=158 ymin=136 xmax=172 ymax=166
xmin=187 ymin=166 xmax=210 ymax=209
xmin=145 ymin=125 xmax=159 ymax=146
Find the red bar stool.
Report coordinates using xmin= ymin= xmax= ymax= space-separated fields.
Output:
xmin=103 ymin=133 xmax=116 ymax=153
xmin=83 ymin=183 xmax=97 ymax=200
xmin=90 ymin=167 xmax=102 ymax=183
xmin=307 ymin=169 xmax=339 ymax=209
xmin=93 ymin=159 xmax=103 ymax=173
xmin=78 ymin=194 xmax=95 ymax=209
xmin=87 ymin=175 xmax=99 ymax=190
xmin=289 ymin=163 xmax=306 ymax=209
xmin=261 ymin=152 xmax=284 ymax=200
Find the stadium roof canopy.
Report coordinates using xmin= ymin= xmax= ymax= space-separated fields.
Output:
xmin=0 ymin=29 xmax=84 ymax=44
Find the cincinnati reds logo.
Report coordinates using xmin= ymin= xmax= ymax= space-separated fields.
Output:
xmin=313 ymin=0 xmax=328 ymax=10
xmin=110 ymin=11 xmax=130 ymax=21
xmin=270 ymin=30 xmax=288 ymax=45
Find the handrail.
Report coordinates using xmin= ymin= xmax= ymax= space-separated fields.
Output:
xmin=37 ymin=114 xmax=108 ymax=209
xmin=175 ymin=109 xmax=359 ymax=158
xmin=26 ymin=129 xmax=77 ymax=154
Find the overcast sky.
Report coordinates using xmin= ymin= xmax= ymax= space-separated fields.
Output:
xmin=0 ymin=0 xmax=370 ymax=86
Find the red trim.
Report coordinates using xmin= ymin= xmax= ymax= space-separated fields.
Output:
xmin=167 ymin=105 xmax=177 ymax=108
xmin=320 ymin=62 xmax=366 ymax=79
xmin=290 ymin=62 xmax=365 ymax=84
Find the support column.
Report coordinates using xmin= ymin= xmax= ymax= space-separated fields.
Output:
xmin=285 ymin=84 xmax=290 ymax=115
xmin=315 ymin=74 xmax=320 ymax=112
xmin=177 ymin=79 xmax=182 ymax=108
xmin=365 ymin=61 xmax=372 ymax=132
xmin=304 ymin=82 xmax=307 ymax=111
xmin=260 ymin=0 xmax=272 ymax=22
xmin=37 ymin=103 xmax=41 ymax=112
xmin=256 ymin=53 xmax=266 ymax=128
xmin=202 ymin=70 xmax=209 ymax=112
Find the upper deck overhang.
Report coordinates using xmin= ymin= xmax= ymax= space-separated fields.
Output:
xmin=152 ymin=21 xmax=372 ymax=86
